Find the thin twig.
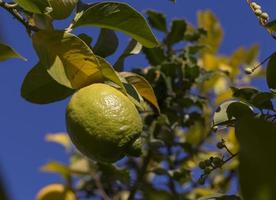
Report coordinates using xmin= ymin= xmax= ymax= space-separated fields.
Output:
xmin=0 ymin=1 xmax=40 ymax=33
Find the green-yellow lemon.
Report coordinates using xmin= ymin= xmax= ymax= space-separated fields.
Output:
xmin=66 ymin=83 xmax=143 ymax=162
xmin=35 ymin=184 xmax=76 ymax=200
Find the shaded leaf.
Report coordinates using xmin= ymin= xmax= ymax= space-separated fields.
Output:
xmin=199 ymin=193 xmax=241 ymax=200
xmin=165 ymin=19 xmax=187 ymax=46
xmin=266 ymin=52 xmax=276 ymax=91
xmin=143 ymin=46 xmax=166 ymax=66
xmin=212 ymin=100 xmax=253 ymax=127
xmin=114 ymin=39 xmax=142 ymax=71
xmin=77 ymin=33 xmax=92 ymax=48
xmin=15 ymin=0 xmax=49 ymax=14
xmin=32 ymin=30 xmax=103 ymax=89
xmin=0 ymin=43 xmax=26 ymax=61
xmin=21 ymin=63 xmax=74 ymax=104
xmin=48 ymin=0 xmax=78 ymax=20
xmin=93 ymin=29 xmax=118 ymax=58
xmin=236 ymin=117 xmax=276 ymax=200
xmin=265 ymin=20 xmax=276 ymax=33
xmin=45 ymin=132 xmax=72 ymax=150
xmin=146 ymin=10 xmax=167 ymax=32
xmin=72 ymin=2 xmax=159 ymax=48
xmin=120 ymin=72 xmax=160 ymax=113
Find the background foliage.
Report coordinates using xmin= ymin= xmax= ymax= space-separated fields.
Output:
xmin=0 ymin=0 xmax=276 ymax=199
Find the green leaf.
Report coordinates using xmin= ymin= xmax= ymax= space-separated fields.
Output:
xmin=146 ymin=10 xmax=167 ymax=32
xmin=72 ymin=2 xmax=159 ymax=48
xmin=232 ymin=87 xmax=259 ymax=101
xmin=21 ymin=63 xmax=74 ymax=104
xmin=114 ymin=39 xmax=142 ymax=71
xmin=78 ymin=33 xmax=93 ymax=48
xmin=212 ymin=100 xmax=253 ymax=127
xmin=199 ymin=194 xmax=241 ymax=200
xmin=143 ymin=46 xmax=166 ymax=66
xmin=0 ymin=43 xmax=26 ymax=61
xmin=120 ymin=72 xmax=160 ymax=113
xmin=266 ymin=52 xmax=276 ymax=91
xmin=235 ymin=117 xmax=276 ymax=200
xmin=93 ymin=29 xmax=118 ymax=58
xmin=165 ymin=19 xmax=187 ymax=46
xmin=41 ymin=161 xmax=71 ymax=181
xmin=96 ymin=56 xmax=125 ymax=93
xmin=48 ymin=0 xmax=78 ymax=20
xmin=265 ymin=20 xmax=276 ymax=33
xmin=15 ymin=0 xmax=49 ymax=14
xmin=32 ymin=30 xmax=104 ymax=89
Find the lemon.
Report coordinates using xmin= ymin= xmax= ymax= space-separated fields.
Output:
xmin=36 ymin=184 xmax=76 ymax=200
xmin=66 ymin=83 xmax=143 ymax=162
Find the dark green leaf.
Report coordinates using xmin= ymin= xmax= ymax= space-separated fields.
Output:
xmin=114 ymin=39 xmax=142 ymax=71
xmin=165 ymin=19 xmax=187 ymax=45
xmin=78 ymin=33 xmax=93 ymax=48
xmin=265 ymin=20 xmax=276 ymax=33
xmin=251 ymin=92 xmax=274 ymax=110
xmin=231 ymin=87 xmax=259 ymax=101
xmin=15 ymin=0 xmax=49 ymax=14
xmin=213 ymin=100 xmax=253 ymax=127
xmin=21 ymin=63 xmax=74 ymax=104
xmin=146 ymin=10 xmax=167 ymax=32
xmin=72 ymin=2 xmax=159 ymax=48
xmin=48 ymin=0 xmax=78 ymax=20
xmin=0 ymin=43 xmax=26 ymax=61
xmin=266 ymin=52 xmax=276 ymax=90
xmin=236 ymin=117 xmax=276 ymax=200
xmin=93 ymin=29 xmax=118 ymax=58
xmin=143 ymin=46 xmax=166 ymax=66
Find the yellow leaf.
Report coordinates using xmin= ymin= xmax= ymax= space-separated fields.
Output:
xmin=197 ymin=10 xmax=223 ymax=54
xmin=41 ymin=161 xmax=71 ymax=181
xmin=32 ymin=30 xmax=104 ymax=89
xmin=215 ymin=89 xmax=233 ymax=105
xmin=45 ymin=133 xmax=71 ymax=150
xmin=36 ymin=184 xmax=76 ymax=200
xmin=120 ymin=72 xmax=160 ymax=113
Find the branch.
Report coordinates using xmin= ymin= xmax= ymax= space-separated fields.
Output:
xmin=0 ymin=1 xmax=40 ymax=33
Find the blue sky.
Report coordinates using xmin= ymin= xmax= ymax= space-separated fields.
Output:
xmin=0 ymin=0 xmax=276 ymax=199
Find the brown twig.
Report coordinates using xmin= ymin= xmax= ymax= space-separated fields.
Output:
xmin=0 ymin=0 xmax=40 ymax=33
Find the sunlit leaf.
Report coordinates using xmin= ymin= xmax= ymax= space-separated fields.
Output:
xmin=72 ymin=2 xmax=159 ymax=48
xmin=21 ymin=63 xmax=74 ymax=104
xmin=41 ymin=161 xmax=71 ymax=181
xmin=146 ymin=10 xmax=167 ymax=32
xmin=32 ymin=30 xmax=104 ymax=89
xmin=236 ymin=117 xmax=276 ymax=200
xmin=93 ymin=29 xmax=118 ymax=58
xmin=35 ymin=184 xmax=76 ymax=200
xmin=120 ymin=72 xmax=160 ymax=113
xmin=197 ymin=10 xmax=223 ymax=54
xmin=199 ymin=193 xmax=241 ymax=200
xmin=15 ymin=0 xmax=49 ymax=14
xmin=48 ymin=0 xmax=78 ymax=20
xmin=0 ymin=43 xmax=26 ymax=61
xmin=45 ymin=132 xmax=72 ymax=150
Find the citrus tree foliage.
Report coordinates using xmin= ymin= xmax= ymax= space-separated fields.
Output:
xmin=0 ymin=0 xmax=276 ymax=200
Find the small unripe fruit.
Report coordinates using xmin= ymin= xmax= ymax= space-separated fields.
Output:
xmin=244 ymin=67 xmax=253 ymax=74
xmin=199 ymin=161 xmax=206 ymax=169
xmin=251 ymin=2 xmax=261 ymax=10
xmin=204 ymin=159 xmax=212 ymax=166
xmin=260 ymin=12 xmax=269 ymax=20
xmin=254 ymin=9 xmax=262 ymax=16
xmin=204 ymin=167 xmax=212 ymax=174
xmin=213 ymin=157 xmax=223 ymax=167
